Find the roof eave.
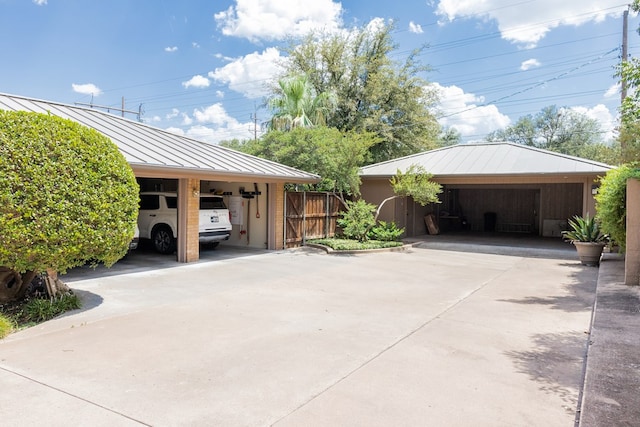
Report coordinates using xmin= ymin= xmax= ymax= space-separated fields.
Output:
xmin=130 ymin=164 xmax=320 ymax=183
xmin=361 ymin=171 xmax=610 ymax=179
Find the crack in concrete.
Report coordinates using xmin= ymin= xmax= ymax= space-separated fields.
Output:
xmin=270 ymin=266 xmax=513 ymax=426
xmin=0 ymin=366 xmax=151 ymax=426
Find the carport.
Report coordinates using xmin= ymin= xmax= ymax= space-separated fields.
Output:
xmin=359 ymin=142 xmax=612 ymax=238
xmin=0 ymin=93 xmax=319 ymax=262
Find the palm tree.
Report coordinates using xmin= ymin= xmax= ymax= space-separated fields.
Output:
xmin=268 ymin=75 xmax=336 ymax=131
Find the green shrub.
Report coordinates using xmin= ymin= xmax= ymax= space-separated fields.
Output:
xmin=0 ymin=313 xmax=13 ymax=339
xmin=368 ymin=221 xmax=404 ymax=241
xmin=308 ymin=238 xmax=402 ymax=251
xmin=337 ymin=199 xmax=376 ymax=242
xmin=595 ymin=164 xmax=640 ymax=250
xmin=24 ymin=294 xmax=80 ymax=323
xmin=0 ymin=111 xmax=139 ymax=302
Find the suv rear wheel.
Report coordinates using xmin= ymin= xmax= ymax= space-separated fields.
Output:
xmin=152 ymin=225 xmax=176 ymax=254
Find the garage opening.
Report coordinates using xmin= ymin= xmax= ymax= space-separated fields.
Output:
xmin=408 ymin=183 xmax=584 ymax=237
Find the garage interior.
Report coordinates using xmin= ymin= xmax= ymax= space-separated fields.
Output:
xmin=137 ymin=177 xmax=272 ymax=251
xmin=400 ymin=182 xmax=586 ymax=238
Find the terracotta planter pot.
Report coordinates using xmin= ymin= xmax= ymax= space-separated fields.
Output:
xmin=573 ymin=242 xmax=606 ymax=266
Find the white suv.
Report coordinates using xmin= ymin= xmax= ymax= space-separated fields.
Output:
xmin=137 ymin=192 xmax=232 ymax=254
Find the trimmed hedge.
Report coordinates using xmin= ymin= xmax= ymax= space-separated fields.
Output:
xmin=0 ymin=111 xmax=139 ymax=275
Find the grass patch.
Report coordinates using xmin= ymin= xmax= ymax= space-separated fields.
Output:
xmin=308 ymin=238 xmax=404 ymax=251
xmin=0 ymin=314 xmax=12 ymax=339
xmin=0 ymin=293 xmax=81 ymax=335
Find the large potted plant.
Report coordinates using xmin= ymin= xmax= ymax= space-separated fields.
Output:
xmin=562 ymin=214 xmax=608 ymax=266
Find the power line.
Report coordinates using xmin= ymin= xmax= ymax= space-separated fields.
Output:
xmin=440 ymin=47 xmax=621 ymax=119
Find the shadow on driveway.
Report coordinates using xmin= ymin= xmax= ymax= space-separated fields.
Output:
xmin=61 ymin=241 xmax=269 ymax=283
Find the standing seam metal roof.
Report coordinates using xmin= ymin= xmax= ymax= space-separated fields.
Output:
xmin=0 ymin=93 xmax=319 ymax=182
xmin=359 ymin=142 xmax=612 ymax=177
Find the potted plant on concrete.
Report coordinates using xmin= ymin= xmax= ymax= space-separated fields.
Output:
xmin=562 ymin=214 xmax=608 ymax=266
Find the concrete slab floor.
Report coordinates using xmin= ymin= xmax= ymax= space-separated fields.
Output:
xmin=0 ymin=246 xmax=597 ymax=426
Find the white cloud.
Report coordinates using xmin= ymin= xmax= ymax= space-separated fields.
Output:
xmin=185 ymin=124 xmax=251 ymax=144
xmin=164 ymin=46 xmax=178 ymax=53
xmin=433 ymin=83 xmax=511 ymax=139
xmin=162 ymin=104 xmax=252 ymax=143
xmin=148 ymin=116 xmax=162 ymax=123
xmin=604 ymin=83 xmax=620 ymax=99
xmin=520 ymin=59 xmax=541 ymax=71
xmin=214 ymin=0 xmax=343 ymax=42
xmin=165 ymin=127 xmax=185 ymax=136
xmin=435 ymin=0 xmax=628 ymax=46
xmin=192 ymin=103 xmax=232 ymax=125
xmin=209 ymin=47 xmax=284 ymax=98
xmin=182 ymin=75 xmax=210 ymax=89
xmin=214 ymin=53 xmax=236 ymax=62
xmin=71 ymin=83 xmax=102 ymax=96
xmin=409 ymin=21 xmax=423 ymax=34
xmin=32 ymin=0 xmax=47 ymax=5
xmin=192 ymin=42 xmax=200 ymax=48
xmin=216 ymin=90 xmax=225 ymax=98
xmin=570 ymin=104 xmax=617 ymax=141
xmin=166 ymin=108 xmax=180 ymax=119
xmin=181 ymin=113 xmax=194 ymax=126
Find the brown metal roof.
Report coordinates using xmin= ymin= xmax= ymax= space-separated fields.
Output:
xmin=0 ymin=92 xmax=319 ymax=183
xmin=359 ymin=142 xmax=612 ymax=177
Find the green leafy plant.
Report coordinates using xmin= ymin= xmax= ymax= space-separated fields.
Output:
xmin=595 ymin=164 xmax=640 ymax=250
xmin=337 ymin=199 xmax=377 ymax=242
xmin=0 ymin=313 xmax=13 ymax=339
xmin=24 ymin=294 xmax=80 ymax=323
xmin=561 ymin=214 xmax=608 ymax=243
xmin=308 ymin=238 xmax=402 ymax=251
xmin=368 ymin=221 xmax=404 ymax=241
xmin=0 ymin=111 xmax=139 ymax=302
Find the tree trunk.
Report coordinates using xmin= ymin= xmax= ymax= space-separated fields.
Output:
xmin=45 ymin=270 xmax=69 ymax=297
xmin=0 ymin=268 xmax=36 ymax=303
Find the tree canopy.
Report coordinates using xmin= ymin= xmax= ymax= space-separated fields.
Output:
xmin=278 ymin=21 xmax=442 ymax=164
xmin=267 ymin=74 xmax=336 ymax=131
xmin=221 ymin=127 xmax=378 ymax=199
xmin=0 ymin=111 xmax=139 ymax=301
xmin=486 ymin=105 xmax=615 ymax=162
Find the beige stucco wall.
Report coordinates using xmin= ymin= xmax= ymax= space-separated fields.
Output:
xmin=359 ymin=178 xmax=399 ymax=223
xmin=626 ymin=178 xmax=640 ymax=286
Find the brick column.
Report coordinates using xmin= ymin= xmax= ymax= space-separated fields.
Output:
xmin=177 ymin=178 xmax=200 ymax=263
xmin=625 ymin=178 xmax=640 ymax=286
xmin=271 ymin=183 xmax=285 ymax=250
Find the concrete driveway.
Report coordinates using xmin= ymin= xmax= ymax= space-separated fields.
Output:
xmin=0 ymin=245 xmax=597 ymax=426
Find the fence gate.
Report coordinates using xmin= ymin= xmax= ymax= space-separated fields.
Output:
xmin=284 ymin=191 xmax=343 ymax=248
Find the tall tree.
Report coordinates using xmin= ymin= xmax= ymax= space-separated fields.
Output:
xmin=486 ymin=105 xmax=608 ymax=159
xmin=221 ymin=127 xmax=378 ymax=203
xmin=267 ymin=74 xmax=336 ymax=131
xmin=279 ymin=21 xmax=441 ymax=164
xmin=614 ymin=0 xmax=640 ymax=163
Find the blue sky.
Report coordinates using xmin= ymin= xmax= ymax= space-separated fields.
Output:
xmin=1 ymin=0 xmax=637 ymax=144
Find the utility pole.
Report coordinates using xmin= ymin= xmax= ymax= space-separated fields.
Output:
xmin=622 ymin=7 xmax=629 ymax=104
xmin=249 ymin=106 xmax=260 ymax=140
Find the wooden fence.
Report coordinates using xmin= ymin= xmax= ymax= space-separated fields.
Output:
xmin=284 ymin=192 xmax=344 ymax=248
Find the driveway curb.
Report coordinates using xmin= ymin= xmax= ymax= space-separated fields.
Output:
xmin=304 ymin=243 xmax=413 ymax=255
xmin=578 ymin=253 xmax=640 ymax=426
